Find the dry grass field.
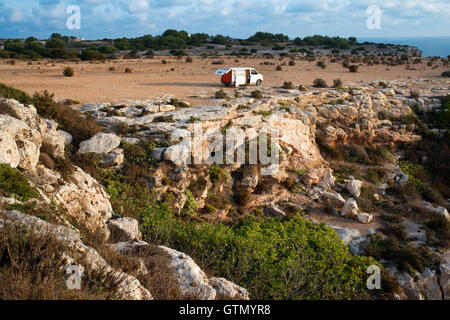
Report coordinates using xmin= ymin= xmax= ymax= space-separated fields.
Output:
xmin=0 ymin=56 xmax=447 ymax=104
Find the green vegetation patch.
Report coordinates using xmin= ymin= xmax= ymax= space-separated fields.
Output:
xmin=0 ymin=164 xmax=39 ymax=201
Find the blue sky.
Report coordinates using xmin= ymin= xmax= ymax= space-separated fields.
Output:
xmin=1 ymin=0 xmax=449 ymax=40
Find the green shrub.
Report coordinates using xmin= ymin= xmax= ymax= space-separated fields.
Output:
xmin=333 ymin=78 xmax=343 ymax=89
xmin=410 ymin=91 xmax=420 ymax=99
xmin=365 ymin=167 xmax=387 ymax=185
xmin=313 ymin=78 xmax=328 ymax=88
xmin=215 ymin=89 xmax=228 ymax=99
xmin=152 ymin=115 xmax=173 ymax=123
xmin=181 ymin=189 xmax=198 ymax=217
xmin=0 ymin=83 xmax=32 ymax=104
xmin=442 ymin=71 xmax=450 ymax=78
xmin=282 ymin=81 xmax=293 ymax=89
xmin=63 ymin=67 xmax=74 ymax=77
xmin=31 ymin=90 xmax=101 ymax=146
xmin=251 ymin=90 xmax=263 ymax=99
xmin=0 ymin=164 xmax=39 ymax=201
xmin=348 ymin=65 xmax=359 ymax=72
xmin=209 ymin=166 xmax=223 ymax=183
xmin=316 ymin=61 xmax=326 ymax=69
xmin=141 ymin=205 xmax=378 ymax=299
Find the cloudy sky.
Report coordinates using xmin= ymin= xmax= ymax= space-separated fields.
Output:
xmin=0 ymin=0 xmax=449 ymax=40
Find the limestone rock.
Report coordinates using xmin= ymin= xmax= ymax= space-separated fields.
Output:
xmin=341 ymin=198 xmax=359 ymax=218
xmin=418 ymin=268 xmax=442 ymax=300
xmin=102 ymin=148 xmax=124 ymax=167
xmin=389 ymin=267 xmax=423 ymax=300
xmin=163 ymin=142 xmax=191 ymax=166
xmin=346 ymin=179 xmax=363 ymax=198
xmin=209 ymin=277 xmax=249 ymax=300
xmin=159 ymin=246 xmax=217 ymax=300
xmin=265 ymin=205 xmax=286 ymax=217
xmin=357 ymin=212 xmax=373 ymax=224
xmin=108 ymin=217 xmax=142 ymax=243
xmin=440 ymin=263 xmax=450 ymax=300
xmin=52 ymin=167 xmax=113 ymax=238
xmin=58 ymin=130 xmax=73 ymax=145
xmin=0 ymin=115 xmax=41 ymax=170
xmin=420 ymin=201 xmax=450 ymax=221
xmin=78 ymin=132 xmax=121 ymax=155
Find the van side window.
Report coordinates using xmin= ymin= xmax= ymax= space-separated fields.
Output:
xmin=251 ymin=70 xmax=258 ymax=75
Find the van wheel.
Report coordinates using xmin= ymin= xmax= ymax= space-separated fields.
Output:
xmin=256 ymin=80 xmax=262 ymax=86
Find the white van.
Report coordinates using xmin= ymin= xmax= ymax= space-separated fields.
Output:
xmin=215 ymin=68 xmax=264 ymax=87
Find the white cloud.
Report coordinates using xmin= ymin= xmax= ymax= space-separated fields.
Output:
xmin=9 ymin=9 xmax=24 ymax=22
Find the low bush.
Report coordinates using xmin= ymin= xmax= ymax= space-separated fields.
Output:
xmin=32 ymin=90 xmax=101 ymax=146
xmin=215 ymin=89 xmax=228 ymax=99
xmin=282 ymin=81 xmax=294 ymax=89
xmin=333 ymin=78 xmax=343 ymax=89
xmin=0 ymin=83 xmax=33 ymax=104
xmin=410 ymin=91 xmax=420 ymax=99
xmin=251 ymin=90 xmax=263 ymax=99
xmin=348 ymin=65 xmax=359 ymax=72
xmin=140 ymin=203 xmax=378 ymax=299
xmin=313 ymin=78 xmax=328 ymax=88
xmin=0 ymin=164 xmax=39 ymax=201
xmin=0 ymin=223 xmax=119 ymax=299
xmin=63 ymin=67 xmax=74 ymax=77
xmin=442 ymin=71 xmax=450 ymax=78
xmin=316 ymin=61 xmax=327 ymax=69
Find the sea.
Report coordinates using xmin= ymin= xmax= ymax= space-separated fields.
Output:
xmin=359 ymin=37 xmax=450 ymax=58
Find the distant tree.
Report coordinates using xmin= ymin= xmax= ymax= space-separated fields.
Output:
xmin=211 ymin=34 xmax=229 ymax=45
xmin=50 ymin=33 xmax=62 ymax=40
xmin=348 ymin=37 xmax=358 ymax=45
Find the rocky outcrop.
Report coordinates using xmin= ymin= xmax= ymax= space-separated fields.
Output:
xmin=440 ymin=263 xmax=450 ymax=300
xmin=0 ymin=210 xmax=152 ymax=300
xmin=78 ymin=132 xmax=121 ymax=155
xmin=0 ymin=99 xmax=66 ymax=170
xmin=159 ymin=246 xmax=249 ymax=300
xmin=108 ymin=217 xmax=142 ymax=242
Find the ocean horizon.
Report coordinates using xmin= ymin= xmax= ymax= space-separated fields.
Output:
xmin=360 ymin=37 xmax=450 ymax=58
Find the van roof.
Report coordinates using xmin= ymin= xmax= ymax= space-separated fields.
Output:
xmin=215 ymin=67 xmax=256 ymax=75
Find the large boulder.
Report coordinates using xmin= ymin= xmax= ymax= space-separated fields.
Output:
xmin=357 ymin=212 xmax=373 ymax=224
xmin=52 ymin=167 xmax=114 ymax=238
xmin=440 ymin=263 xmax=450 ymax=300
xmin=341 ymin=198 xmax=359 ymax=218
xmin=108 ymin=217 xmax=142 ymax=243
xmin=78 ymin=132 xmax=121 ymax=155
xmin=159 ymin=246 xmax=217 ymax=300
xmin=346 ymin=179 xmax=363 ymax=198
xmin=0 ymin=115 xmax=41 ymax=170
xmin=418 ymin=268 xmax=443 ymax=300
xmin=209 ymin=277 xmax=249 ymax=300
xmin=420 ymin=201 xmax=450 ymax=221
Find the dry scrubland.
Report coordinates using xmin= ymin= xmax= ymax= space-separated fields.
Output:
xmin=0 ymin=56 xmax=447 ymax=104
